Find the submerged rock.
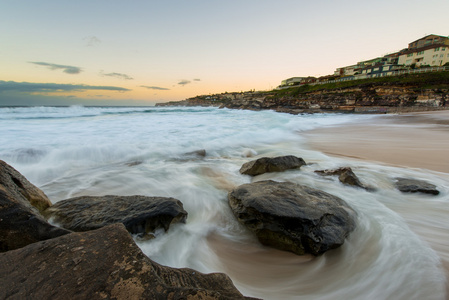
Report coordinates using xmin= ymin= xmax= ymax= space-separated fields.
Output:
xmin=0 ymin=160 xmax=70 ymax=252
xmin=394 ymin=177 xmax=440 ymax=195
xmin=239 ymin=155 xmax=306 ymax=176
xmin=315 ymin=167 xmax=373 ymax=191
xmin=0 ymin=160 xmax=51 ymax=212
xmin=44 ymin=195 xmax=188 ymax=237
xmin=0 ymin=224 xmax=252 ymax=299
xmin=228 ymin=180 xmax=357 ymax=256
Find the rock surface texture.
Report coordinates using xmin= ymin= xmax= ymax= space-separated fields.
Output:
xmin=0 ymin=161 xmax=70 ymax=252
xmin=228 ymin=180 xmax=357 ymax=256
xmin=315 ymin=167 xmax=373 ymax=191
xmin=44 ymin=195 xmax=188 ymax=237
xmin=394 ymin=177 xmax=440 ymax=195
xmin=0 ymin=160 xmax=52 ymax=212
xmin=239 ymin=155 xmax=306 ymax=176
xmin=0 ymin=224 xmax=252 ymax=300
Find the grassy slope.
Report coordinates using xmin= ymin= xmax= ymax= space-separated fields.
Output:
xmin=269 ymin=71 xmax=449 ymax=98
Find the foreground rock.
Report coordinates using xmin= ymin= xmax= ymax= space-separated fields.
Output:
xmin=0 ymin=160 xmax=51 ymax=212
xmin=0 ymin=161 xmax=70 ymax=252
xmin=0 ymin=224 xmax=252 ymax=299
xmin=395 ymin=177 xmax=440 ymax=195
xmin=315 ymin=167 xmax=373 ymax=191
xmin=228 ymin=180 xmax=357 ymax=256
xmin=239 ymin=155 xmax=306 ymax=176
xmin=44 ymin=195 xmax=188 ymax=237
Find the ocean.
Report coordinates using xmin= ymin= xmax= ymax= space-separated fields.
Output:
xmin=1 ymin=105 xmax=447 ymax=299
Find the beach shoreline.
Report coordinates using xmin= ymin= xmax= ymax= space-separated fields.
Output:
xmin=303 ymin=110 xmax=449 ymax=173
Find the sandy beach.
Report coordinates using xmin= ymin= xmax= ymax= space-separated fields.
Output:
xmin=304 ymin=110 xmax=449 ymax=173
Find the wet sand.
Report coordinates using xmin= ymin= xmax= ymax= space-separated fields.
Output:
xmin=304 ymin=110 xmax=449 ymax=173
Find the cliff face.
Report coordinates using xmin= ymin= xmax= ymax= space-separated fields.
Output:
xmin=156 ymin=82 xmax=448 ymax=114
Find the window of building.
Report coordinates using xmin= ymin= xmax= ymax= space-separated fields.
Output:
xmin=443 ymin=47 xmax=446 ymax=51
xmin=417 ymin=51 xmax=424 ymax=55
xmin=407 ymin=53 xmax=413 ymax=57
xmin=435 ymin=47 xmax=440 ymax=51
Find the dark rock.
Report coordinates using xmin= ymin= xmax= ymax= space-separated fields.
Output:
xmin=0 ymin=161 xmax=70 ymax=252
xmin=185 ymin=149 xmax=207 ymax=158
xmin=394 ymin=177 xmax=440 ymax=195
xmin=228 ymin=180 xmax=357 ymax=256
xmin=0 ymin=224 xmax=252 ymax=299
xmin=239 ymin=155 xmax=306 ymax=176
xmin=0 ymin=189 xmax=71 ymax=252
xmin=44 ymin=195 xmax=188 ymax=237
xmin=315 ymin=167 xmax=373 ymax=191
xmin=0 ymin=160 xmax=51 ymax=212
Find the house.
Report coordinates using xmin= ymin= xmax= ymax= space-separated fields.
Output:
xmin=398 ymin=34 xmax=449 ymax=67
xmin=280 ymin=77 xmax=308 ymax=86
xmin=398 ymin=44 xmax=449 ymax=67
xmin=407 ymin=34 xmax=449 ymax=50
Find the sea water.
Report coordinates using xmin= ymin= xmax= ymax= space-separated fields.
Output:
xmin=1 ymin=106 xmax=447 ymax=299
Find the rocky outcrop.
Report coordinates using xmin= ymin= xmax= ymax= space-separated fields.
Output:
xmin=228 ymin=180 xmax=357 ymax=256
xmin=0 ymin=161 xmax=70 ymax=252
xmin=156 ymin=74 xmax=449 ymax=114
xmin=394 ymin=177 xmax=440 ymax=195
xmin=240 ymin=155 xmax=306 ymax=176
xmin=44 ymin=195 xmax=188 ymax=237
xmin=0 ymin=160 xmax=51 ymax=212
xmin=315 ymin=167 xmax=373 ymax=191
xmin=0 ymin=224 xmax=252 ymax=300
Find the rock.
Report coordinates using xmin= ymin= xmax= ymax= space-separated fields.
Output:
xmin=315 ymin=167 xmax=373 ymax=191
xmin=0 ymin=160 xmax=51 ymax=212
xmin=44 ymin=195 xmax=188 ymax=237
xmin=0 ymin=188 xmax=71 ymax=252
xmin=0 ymin=161 xmax=71 ymax=252
xmin=228 ymin=180 xmax=357 ymax=256
xmin=0 ymin=224 xmax=252 ymax=299
xmin=185 ymin=149 xmax=207 ymax=158
xmin=239 ymin=155 xmax=306 ymax=176
xmin=394 ymin=177 xmax=440 ymax=195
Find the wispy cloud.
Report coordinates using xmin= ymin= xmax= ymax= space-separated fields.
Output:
xmin=140 ymin=85 xmax=170 ymax=91
xmin=0 ymin=81 xmax=131 ymax=93
xmin=178 ymin=80 xmax=191 ymax=86
xmin=29 ymin=62 xmax=82 ymax=74
xmin=193 ymin=79 xmax=201 ymax=81
xmin=83 ymin=36 xmax=101 ymax=47
xmin=101 ymin=72 xmax=134 ymax=80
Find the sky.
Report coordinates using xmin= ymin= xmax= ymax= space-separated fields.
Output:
xmin=1 ymin=0 xmax=448 ymax=106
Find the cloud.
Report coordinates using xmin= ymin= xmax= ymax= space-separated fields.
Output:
xmin=0 ymin=81 xmax=131 ymax=93
xmin=140 ymin=85 xmax=170 ymax=91
xmin=178 ymin=80 xmax=191 ymax=86
xmin=83 ymin=36 xmax=101 ymax=47
xmin=30 ymin=62 xmax=82 ymax=74
xmin=193 ymin=79 xmax=201 ymax=81
xmin=101 ymin=72 xmax=134 ymax=80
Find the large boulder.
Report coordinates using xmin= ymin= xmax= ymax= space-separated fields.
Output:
xmin=0 ymin=162 xmax=70 ymax=252
xmin=44 ymin=195 xmax=188 ymax=237
xmin=0 ymin=160 xmax=51 ymax=212
xmin=239 ymin=155 xmax=306 ymax=176
xmin=0 ymin=224 xmax=252 ymax=299
xmin=228 ymin=180 xmax=357 ymax=256
xmin=315 ymin=167 xmax=373 ymax=191
xmin=394 ymin=177 xmax=440 ymax=195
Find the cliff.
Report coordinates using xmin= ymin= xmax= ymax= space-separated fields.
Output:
xmin=156 ymin=72 xmax=449 ymax=114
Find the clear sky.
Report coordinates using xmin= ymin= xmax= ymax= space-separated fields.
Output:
xmin=1 ymin=0 xmax=448 ymax=106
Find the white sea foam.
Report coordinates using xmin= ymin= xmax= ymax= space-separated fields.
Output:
xmin=1 ymin=106 xmax=447 ymax=299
